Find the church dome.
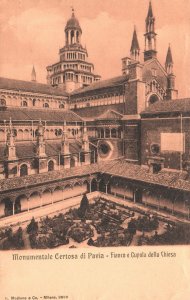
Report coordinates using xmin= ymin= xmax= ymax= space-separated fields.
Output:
xmin=65 ymin=10 xmax=82 ymax=32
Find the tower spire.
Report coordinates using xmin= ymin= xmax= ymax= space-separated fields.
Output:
xmin=144 ymin=1 xmax=157 ymax=61
xmin=130 ymin=26 xmax=140 ymax=61
xmin=71 ymin=6 xmax=75 ymax=17
xmin=31 ymin=65 xmax=36 ymax=82
xmin=147 ymin=1 xmax=153 ymax=19
xmin=165 ymin=44 xmax=173 ymax=74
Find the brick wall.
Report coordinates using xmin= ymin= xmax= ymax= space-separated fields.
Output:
xmin=141 ymin=116 xmax=190 ymax=170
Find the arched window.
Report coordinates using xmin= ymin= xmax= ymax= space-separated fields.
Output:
xmin=100 ymin=129 xmax=104 ymax=138
xmin=118 ymin=128 xmax=122 ymax=139
xmin=35 ymin=129 xmax=39 ymax=137
xmin=149 ymin=94 xmax=159 ymax=105
xmin=48 ymin=160 xmax=54 ymax=171
xmin=111 ymin=128 xmax=117 ymax=138
xmin=59 ymin=104 xmax=65 ymax=109
xmin=33 ymin=99 xmax=36 ymax=106
xmin=21 ymin=100 xmax=28 ymax=107
xmin=20 ymin=164 xmax=28 ymax=177
xmin=105 ymin=129 xmax=110 ymax=138
xmin=55 ymin=129 xmax=62 ymax=136
xmin=13 ymin=129 xmax=17 ymax=137
xmin=43 ymin=103 xmax=49 ymax=108
xmin=71 ymin=30 xmax=74 ymax=44
xmin=76 ymin=31 xmax=79 ymax=43
xmin=0 ymin=99 xmax=6 ymax=106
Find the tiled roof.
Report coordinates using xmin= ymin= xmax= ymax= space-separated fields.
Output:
xmin=0 ymin=160 xmax=116 ymax=192
xmin=0 ymin=108 xmax=83 ymax=122
xmin=0 ymin=77 xmax=68 ymax=97
xmin=0 ymin=141 xmax=84 ymax=160
xmin=1 ymin=158 xmax=190 ymax=193
xmin=70 ymin=75 xmax=128 ymax=96
xmin=95 ymin=109 xmax=123 ymax=120
xmin=142 ymin=98 xmax=190 ymax=115
xmin=16 ymin=143 xmax=36 ymax=158
xmin=72 ymin=103 xmax=124 ymax=120
xmin=102 ymin=159 xmax=190 ymax=192
xmin=45 ymin=141 xmax=82 ymax=156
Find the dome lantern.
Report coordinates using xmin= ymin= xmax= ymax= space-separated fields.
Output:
xmin=65 ymin=8 xmax=82 ymax=45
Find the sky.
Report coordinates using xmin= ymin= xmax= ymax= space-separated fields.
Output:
xmin=0 ymin=0 xmax=190 ymax=97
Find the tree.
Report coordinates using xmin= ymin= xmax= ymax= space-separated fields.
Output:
xmin=78 ymin=193 xmax=89 ymax=218
xmin=128 ymin=218 xmax=137 ymax=235
xmin=27 ymin=217 xmax=38 ymax=234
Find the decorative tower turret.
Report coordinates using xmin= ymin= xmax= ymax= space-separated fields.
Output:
xmin=36 ymin=120 xmax=48 ymax=173
xmin=6 ymin=118 xmax=17 ymax=160
xmin=46 ymin=8 xmax=101 ymax=92
xmin=31 ymin=66 xmax=36 ymax=82
xmin=144 ymin=1 xmax=157 ymax=61
xmin=5 ymin=118 xmax=18 ymax=178
xmin=130 ymin=26 xmax=140 ymax=62
xmin=165 ymin=45 xmax=178 ymax=99
xmin=61 ymin=121 xmax=71 ymax=169
xmin=81 ymin=122 xmax=90 ymax=165
xmin=82 ymin=122 xmax=89 ymax=152
xmin=36 ymin=120 xmax=46 ymax=157
xmin=61 ymin=121 xmax=70 ymax=155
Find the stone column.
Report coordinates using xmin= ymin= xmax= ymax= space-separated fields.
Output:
xmin=157 ymin=195 xmax=160 ymax=211
xmin=89 ymin=180 xmax=92 ymax=193
xmin=40 ymin=194 xmax=43 ymax=207
xmin=105 ymin=184 xmax=108 ymax=194
xmin=12 ymin=201 xmax=15 ymax=215
xmin=172 ymin=199 xmax=175 ymax=215
xmin=51 ymin=191 xmax=54 ymax=205
xmin=27 ymin=197 xmax=30 ymax=212
xmin=133 ymin=189 xmax=136 ymax=203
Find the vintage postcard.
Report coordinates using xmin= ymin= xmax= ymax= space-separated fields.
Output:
xmin=0 ymin=0 xmax=190 ymax=299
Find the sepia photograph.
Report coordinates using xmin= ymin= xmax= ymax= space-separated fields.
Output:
xmin=0 ymin=0 xmax=190 ymax=253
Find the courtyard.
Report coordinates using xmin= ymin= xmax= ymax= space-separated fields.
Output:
xmin=0 ymin=192 xmax=190 ymax=250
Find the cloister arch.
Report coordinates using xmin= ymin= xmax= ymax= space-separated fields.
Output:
xmin=99 ymin=178 xmax=107 ymax=193
xmin=29 ymin=191 xmax=41 ymax=210
xmin=42 ymin=189 xmax=52 ymax=206
xmin=91 ymin=178 xmax=98 ymax=192
xmin=3 ymin=198 xmax=13 ymax=216
xmin=15 ymin=194 xmax=28 ymax=213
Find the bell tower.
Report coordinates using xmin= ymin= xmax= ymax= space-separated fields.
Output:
xmin=144 ymin=1 xmax=157 ymax=61
xmin=46 ymin=8 xmax=101 ymax=92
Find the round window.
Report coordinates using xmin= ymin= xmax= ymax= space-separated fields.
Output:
xmin=150 ymin=143 xmax=160 ymax=155
xmin=99 ymin=143 xmax=110 ymax=155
